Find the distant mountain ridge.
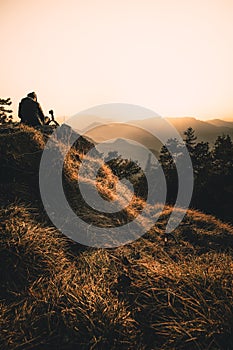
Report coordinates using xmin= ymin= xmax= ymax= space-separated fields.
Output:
xmin=166 ymin=117 xmax=233 ymax=144
xmin=206 ymin=119 xmax=233 ymax=128
xmin=74 ymin=116 xmax=233 ymax=154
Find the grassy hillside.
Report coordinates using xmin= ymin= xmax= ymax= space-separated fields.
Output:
xmin=0 ymin=124 xmax=233 ymax=350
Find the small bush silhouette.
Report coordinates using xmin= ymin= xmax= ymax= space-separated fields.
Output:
xmin=0 ymin=97 xmax=13 ymax=124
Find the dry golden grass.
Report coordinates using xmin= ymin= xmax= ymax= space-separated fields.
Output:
xmin=0 ymin=124 xmax=233 ymax=350
xmin=1 ymin=204 xmax=233 ymax=350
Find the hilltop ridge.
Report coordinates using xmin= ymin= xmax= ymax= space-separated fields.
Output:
xmin=0 ymin=124 xmax=233 ymax=350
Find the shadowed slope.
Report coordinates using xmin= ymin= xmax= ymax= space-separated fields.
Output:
xmin=0 ymin=124 xmax=233 ymax=349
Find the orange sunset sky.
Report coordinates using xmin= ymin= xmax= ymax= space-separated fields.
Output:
xmin=0 ymin=0 xmax=233 ymax=121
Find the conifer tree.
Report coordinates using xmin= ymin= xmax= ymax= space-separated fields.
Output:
xmin=193 ymin=141 xmax=211 ymax=175
xmin=159 ymin=138 xmax=182 ymax=204
xmin=0 ymin=98 xmax=13 ymax=124
xmin=183 ymin=127 xmax=197 ymax=157
xmin=159 ymin=138 xmax=182 ymax=173
xmin=213 ymin=135 xmax=233 ymax=174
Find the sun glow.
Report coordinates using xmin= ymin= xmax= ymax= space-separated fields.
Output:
xmin=0 ymin=0 xmax=233 ymax=120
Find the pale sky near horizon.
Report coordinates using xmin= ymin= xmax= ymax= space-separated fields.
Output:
xmin=1 ymin=0 xmax=233 ymax=121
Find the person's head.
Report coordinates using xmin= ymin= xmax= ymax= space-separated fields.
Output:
xmin=27 ymin=92 xmax=37 ymax=101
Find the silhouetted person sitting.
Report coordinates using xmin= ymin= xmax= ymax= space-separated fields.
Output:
xmin=18 ymin=92 xmax=45 ymax=126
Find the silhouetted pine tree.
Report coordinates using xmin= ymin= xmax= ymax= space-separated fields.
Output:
xmin=158 ymin=128 xmax=233 ymax=222
xmin=184 ymin=126 xmax=197 ymax=158
xmin=0 ymin=98 xmax=13 ymax=124
xmin=213 ymin=135 xmax=233 ymax=174
xmin=191 ymin=141 xmax=212 ymax=208
xmin=159 ymin=138 xmax=182 ymax=204
xmin=206 ymin=135 xmax=233 ymax=221
xmin=193 ymin=141 xmax=211 ymax=174
xmin=104 ymin=155 xmax=147 ymax=199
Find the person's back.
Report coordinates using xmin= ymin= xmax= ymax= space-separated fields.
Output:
xmin=18 ymin=92 xmax=45 ymax=126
